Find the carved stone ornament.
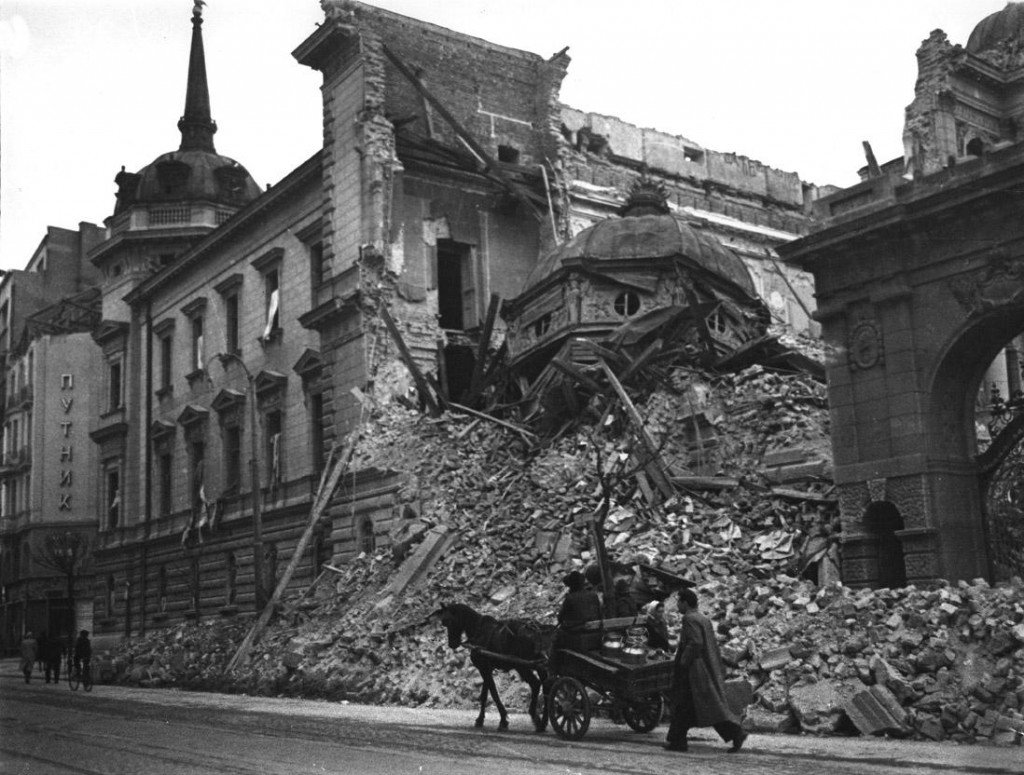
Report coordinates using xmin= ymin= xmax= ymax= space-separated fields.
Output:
xmin=950 ymin=248 xmax=1024 ymax=315
xmin=848 ymin=320 xmax=884 ymax=370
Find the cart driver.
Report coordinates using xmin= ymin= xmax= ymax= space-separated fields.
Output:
xmin=557 ymin=570 xmax=602 ymax=630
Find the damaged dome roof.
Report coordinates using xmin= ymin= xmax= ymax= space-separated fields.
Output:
xmin=525 ymin=210 xmax=758 ymax=298
xmin=966 ymin=2 xmax=1024 ymax=56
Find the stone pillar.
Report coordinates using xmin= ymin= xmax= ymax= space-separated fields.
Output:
xmin=895 ymin=527 xmax=939 ymax=586
xmin=840 ymin=532 xmax=880 ymax=589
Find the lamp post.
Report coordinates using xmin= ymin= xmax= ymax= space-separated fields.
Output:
xmin=215 ymin=353 xmax=265 ymax=611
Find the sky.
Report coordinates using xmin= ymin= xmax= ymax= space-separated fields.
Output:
xmin=0 ymin=0 xmax=1007 ymax=271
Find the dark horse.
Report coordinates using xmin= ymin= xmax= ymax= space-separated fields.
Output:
xmin=434 ymin=603 xmax=552 ymax=731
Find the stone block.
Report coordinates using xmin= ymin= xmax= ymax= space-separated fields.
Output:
xmin=744 ymin=705 xmax=799 ymax=734
xmin=842 ymin=684 xmax=909 ymax=736
xmin=872 ymin=657 xmax=917 ymax=704
xmin=917 ymin=716 xmax=945 ymax=741
xmin=758 ymin=645 xmax=793 ymax=671
xmin=789 ymin=680 xmax=848 ymax=734
xmin=725 ymin=678 xmax=754 ymax=714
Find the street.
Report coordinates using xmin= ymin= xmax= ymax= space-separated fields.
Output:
xmin=0 ymin=663 xmax=1020 ymax=775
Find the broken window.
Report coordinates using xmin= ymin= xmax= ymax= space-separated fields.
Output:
xmin=106 ymin=467 xmax=121 ymax=530
xmin=265 ymin=409 xmax=282 ymax=490
xmin=533 ymin=313 xmax=552 ymax=337
xmin=498 ymin=144 xmax=520 ymax=163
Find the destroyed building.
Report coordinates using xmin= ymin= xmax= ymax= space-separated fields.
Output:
xmin=72 ymin=1 xmax=828 ymax=640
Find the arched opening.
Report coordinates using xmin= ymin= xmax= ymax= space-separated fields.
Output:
xmin=864 ymin=501 xmax=907 ymax=588
xmin=928 ymin=304 xmax=1024 ymax=582
xmin=965 ymin=137 xmax=985 ymax=157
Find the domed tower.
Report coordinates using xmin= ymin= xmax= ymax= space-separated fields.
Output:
xmin=502 ymin=179 xmax=769 ymax=378
xmin=904 ymin=2 xmax=1024 ymax=178
xmin=91 ymin=2 xmax=262 ymax=318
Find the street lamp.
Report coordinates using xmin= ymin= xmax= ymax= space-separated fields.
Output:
xmin=214 ymin=352 xmax=266 ymax=611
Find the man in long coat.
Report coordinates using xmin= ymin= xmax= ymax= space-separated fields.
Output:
xmin=665 ymin=587 xmax=747 ymax=753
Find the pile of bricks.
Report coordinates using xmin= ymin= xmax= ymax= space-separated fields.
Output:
xmin=107 ymin=353 xmax=1023 ymax=746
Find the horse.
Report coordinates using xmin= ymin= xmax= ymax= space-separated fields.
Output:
xmin=433 ymin=602 xmax=553 ymax=732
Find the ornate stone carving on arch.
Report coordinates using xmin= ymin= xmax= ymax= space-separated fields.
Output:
xmin=949 ymin=247 xmax=1024 ymax=316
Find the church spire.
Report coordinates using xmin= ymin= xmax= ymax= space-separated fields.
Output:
xmin=177 ymin=1 xmax=217 ymax=152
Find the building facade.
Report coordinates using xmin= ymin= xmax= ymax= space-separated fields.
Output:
xmin=0 ymin=223 xmax=104 ymax=653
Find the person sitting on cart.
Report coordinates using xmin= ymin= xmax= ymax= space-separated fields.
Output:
xmin=557 ymin=571 xmax=602 ymax=630
xmin=644 ymin=599 xmax=672 ymax=651
xmin=611 ymin=578 xmax=638 ymax=617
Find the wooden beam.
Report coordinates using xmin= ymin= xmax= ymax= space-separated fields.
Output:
xmin=448 ymin=401 xmax=537 ymax=442
xmin=617 ymin=338 xmax=663 ymax=384
xmin=599 ymin=360 xmax=675 ymax=500
xmin=381 ymin=45 xmax=543 ymax=220
xmin=466 ymin=293 xmax=500 ymax=402
xmin=225 ymin=439 xmax=356 ymax=672
xmin=378 ymin=304 xmax=441 ymax=417
xmin=550 ymin=357 xmax=605 ymax=394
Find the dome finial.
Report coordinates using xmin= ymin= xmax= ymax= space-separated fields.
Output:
xmin=620 ymin=174 xmax=671 ymax=217
xmin=178 ymin=0 xmax=217 ymax=152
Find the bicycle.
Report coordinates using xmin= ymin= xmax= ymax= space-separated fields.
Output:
xmin=67 ymin=656 xmax=93 ymax=692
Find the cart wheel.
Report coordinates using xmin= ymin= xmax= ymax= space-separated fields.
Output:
xmin=547 ymin=676 xmax=591 ymax=741
xmin=623 ymin=693 xmax=663 ymax=733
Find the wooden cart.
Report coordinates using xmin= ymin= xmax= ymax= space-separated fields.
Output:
xmin=545 ymin=617 xmax=674 ymax=741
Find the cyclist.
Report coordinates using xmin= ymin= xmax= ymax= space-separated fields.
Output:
xmin=73 ymin=630 xmax=92 ymax=679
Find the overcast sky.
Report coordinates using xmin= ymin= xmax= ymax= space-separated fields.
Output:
xmin=0 ymin=0 xmax=1005 ymax=271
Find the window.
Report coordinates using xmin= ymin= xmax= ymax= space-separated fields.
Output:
xmin=214 ymin=274 xmax=243 ymax=356
xmin=265 ymin=410 xmax=282 ymax=490
xmin=105 ymin=575 xmax=115 ymax=618
xmin=310 ymin=393 xmax=325 ymax=476
xmin=263 ymin=268 xmax=280 ymax=341
xmin=225 ymin=551 xmax=237 ymax=605
xmin=497 ymin=144 xmax=520 ymax=163
xmin=181 ymin=297 xmax=207 ymax=378
xmin=158 ymin=566 xmax=168 ymax=613
xmin=359 ymin=516 xmax=376 ymax=555
xmin=191 ymin=441 xmax=206 ymax=511
xmin=614 ymin=291 xmax=641 ymax=317
xmin=226 ymin=293 xmax=240 ymax=355
xmin=108 ymin=359 xmax=123 ymax=411
xmin=310 ymin=242 xmax=325 ymax=291
xmin=224 ymin=425 xmax=242 ymax=492
xmin=159 ymin=333 xmax=173 ymax=393
xmin=191 ymin=315 xmax=204 ymax=373
xmin=159 ymin=451 xmax=173 ymax=516
xmin=106 ymin=468 xmax=121 ymax=529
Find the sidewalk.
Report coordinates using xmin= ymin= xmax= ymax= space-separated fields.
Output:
xmin=2 ymin=658 xmax=1020 ymax=773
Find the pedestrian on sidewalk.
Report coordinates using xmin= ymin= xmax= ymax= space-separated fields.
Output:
xmin=43 ymin=632 xmax=65 ymax=684
xmin=19 ymin=631 xmax=38 ymax=684
xmin=665 ymin=587 xmax=748 ymax=753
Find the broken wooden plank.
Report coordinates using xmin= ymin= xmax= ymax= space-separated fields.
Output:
xmin=573 ymin=338 xmax=630 ymax=368
xmin=599 ymin=360 xmax=675 ymax=500
xmin=617 ymin=338 xmax=663 ymax=384
xmin=770 ymin=487 xmax=838 ymax=504
xmin=466 ymin=293 xmax=500 ymax=402
xmin=226 ymin=438 xmax=356 ymax=673
xmin=671 ymin=476 xmax=740 ymax=491
xmin=378 ymin=304 xmax=441 ymax=417
xmin=550 ymin=357 xmax=605 ymax=394
xmin=448 ymin=401 xmax=537 ymax=442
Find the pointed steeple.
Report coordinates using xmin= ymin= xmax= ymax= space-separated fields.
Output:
xmin=177 ymin=1 xmax=217 ymax=152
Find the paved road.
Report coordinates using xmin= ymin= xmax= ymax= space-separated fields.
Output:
xmin=0 ymin=662 xmax=1020 ymax=774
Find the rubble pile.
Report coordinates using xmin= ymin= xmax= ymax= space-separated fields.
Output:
xmin=107 ymin=358 xmax=1024 ymax=745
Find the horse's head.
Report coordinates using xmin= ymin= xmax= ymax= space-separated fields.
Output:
xmin=432 ymin=603 xmax=467 ymax=650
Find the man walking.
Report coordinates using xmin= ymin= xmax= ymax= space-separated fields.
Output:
xmin=665 ymin=588 xmax=748 ymax=753
xmin=19 ymin=631 xmax=38 ymax=684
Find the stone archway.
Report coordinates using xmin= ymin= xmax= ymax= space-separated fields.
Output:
xmin=780 ymin=143 xmax=1024 ymax=587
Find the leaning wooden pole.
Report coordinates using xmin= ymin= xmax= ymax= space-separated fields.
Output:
xmin=225 ymin=437 xmax=356 ymax=673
